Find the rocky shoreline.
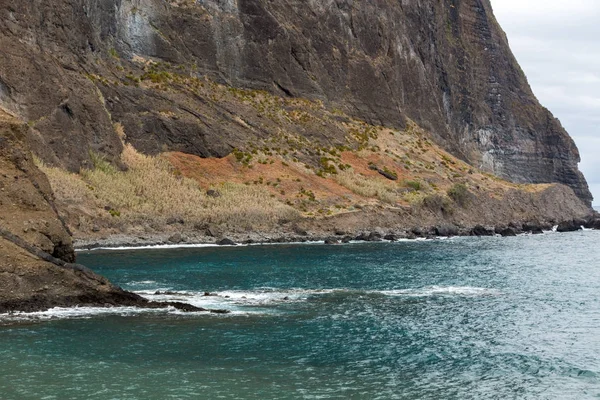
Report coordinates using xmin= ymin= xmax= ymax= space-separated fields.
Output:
xmin=3 ymin=213 xmax=598 ymax=316
xmin=74 ymin=214 xmax=600 ymax=251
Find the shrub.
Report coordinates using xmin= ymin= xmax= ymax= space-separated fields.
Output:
xmin=403 ymin=180 xmax=421 ymax=191
xmin=319 ymin=157 xmax=338 ymax=175
xmin=422 ymin=194 xmax=453 ymax=215
xmin=447 ymin=183 xmax=469 ymax=206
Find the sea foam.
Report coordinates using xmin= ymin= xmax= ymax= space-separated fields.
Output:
xmin=0 ymin=286 xmax=500 ymax=322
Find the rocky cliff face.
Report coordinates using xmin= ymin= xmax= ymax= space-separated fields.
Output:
xmin=0 ymin=0 xmax=592 ymax=205
xmin=0 ymin=110 xmax=136 ymax=312
xmin=0 ymin=110 xmax=222 ymax=312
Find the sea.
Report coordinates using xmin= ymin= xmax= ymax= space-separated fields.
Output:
xmin=1 ymin=231 xmax=599 ymax=399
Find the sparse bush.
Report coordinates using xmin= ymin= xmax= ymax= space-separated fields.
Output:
xmin=447 ymin=183 xmax=470 ymax=206
xmin=318 ymin=157 xmax=338 ymax=175
xmin=403 ymin=180 xmax=422 ymax=191
xmin=422 ymin=194 xmax=453 ymax=215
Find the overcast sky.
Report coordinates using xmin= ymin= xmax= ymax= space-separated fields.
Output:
xmin=490 ymin=0 xmax=600 ymax=205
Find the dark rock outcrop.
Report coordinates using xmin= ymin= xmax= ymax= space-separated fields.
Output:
xmin=341 ymin=236 xmax=353 ymax=244
xmin=216 ymin=238 xmax=237 ymax=246
xmin=584 ymin=215 xmax=600 ymax=230
xmin=470 ymin=225 xmax=495 ymax=236
xmin=384 ymin=234 xmax=398 ymax=242
xmin=168 ymin=233 xmax=184 ymax=243
xmin=557 ymin=220 xmax=583 ymax=233
xmin=0 ymin=112 xmax=218 ymax=313
xmin=522 ymin=222 xmax=544 ymax=234
xmin=0 ymin=0 xmax=591 ymax=205
xmin=435 ymin=225 xmax=459 ymax=237
xmin=499 ymin=227 xmax=518 ymax=237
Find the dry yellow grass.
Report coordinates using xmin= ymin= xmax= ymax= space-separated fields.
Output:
xmin=334 ymin=170 xmax=399 ymax=204
xmin=38 ymin=144 xmax=299 ymax=229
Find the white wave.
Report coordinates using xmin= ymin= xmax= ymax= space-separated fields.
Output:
xmin=378 ymin=286 xmax=501 ymax=297
xmin=0 ymin=306 xmax=171 ymax=322
xmin=0 ymin=302 xmax=266 ymax=322
xmin=127 ymin=280 xmax=159 ymax=285
xmin=137 ymin=288 xmax=339 ymax=308
xmin=0 ymin=285 xmax=501 ymax=322
xmin=77 ymin=241 xmax=325 ymax=252
xmin=137 ymin=285 xmax=500 ymax=308
xmin=79 ymin=243 xmax=221 ymax=252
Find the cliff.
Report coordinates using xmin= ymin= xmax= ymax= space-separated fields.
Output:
xmin=0 ymin=0 xmax=591 ymax=205
xmin=0 ymin=111 xmax=224 ymax=313
xmin=0 ymin=1 xmax=597 ymax=311
xmin=0 ymin=110 xmax=137 ymax=312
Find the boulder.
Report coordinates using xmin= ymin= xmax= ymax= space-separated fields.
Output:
xmin=377 ymin=168 xmax=399 ymax=181
xmin=435 ymin=225 xmax=459 ymax=237
xmin=206 ymin=224 xmax=222 ymax=238
xmin=411 ymin=227 xmax=425 ymax=237
xmin=404 ymin=232 xmax=417 ymax=240
xmin=499 ymin=227 xmax=518 ymax=237
xmin=384 ymin=234 xmax=397 ymax=242
xmin=292 ymin=225 xmax=309 ymax=236
xmin=556 ymin=220 xmax=582 ymax=233
xmin=342 ymin=236 xmax=353 ymax=243
xmin=470 ymin=225 xmax=494 ymax=236
xmin=166 ymin=217 xmax=185 ymax=225
xmin=368 ymin=232 xmax=383 ymax=242
xmin=168 ymin=233 xmax=183 ymax=243
xmin=216 ymin=238 xmax=237 ymax=246
xmin=522 ymin=222 xmax=543 ymax=234
xmin=206 ymin=189 xmax=221 ymax=198
xmin=354 ymin=233 xmax=370 ymax=241
xmin=584 ymin=215 xmax=600 ymax=230
xmin=324 ymin=238 xmax=340 ymax=245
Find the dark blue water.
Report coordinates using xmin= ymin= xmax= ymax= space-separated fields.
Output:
xmin=1 ymin=232 xmax=599 ymax=399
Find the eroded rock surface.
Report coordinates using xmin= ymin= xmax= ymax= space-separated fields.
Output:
xmin=0 ymin=0 xmax=592 ymax=204
xmin=0 ymin=111 xmax=218 ymax=313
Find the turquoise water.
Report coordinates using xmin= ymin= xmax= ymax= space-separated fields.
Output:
xmin=1 ymin=232 xmax=600 ymax=399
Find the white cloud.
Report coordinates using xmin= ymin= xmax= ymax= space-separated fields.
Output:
xmin=492 ymin=0 xmax=597 ymax=17
xmin=490 ymin=0 xmax=600 ymax=203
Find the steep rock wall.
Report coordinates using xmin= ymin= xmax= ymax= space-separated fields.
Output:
xmin=0 ymin=0 xmax=592 ymax=205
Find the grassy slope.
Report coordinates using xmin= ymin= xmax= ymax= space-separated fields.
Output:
xmin=35 ymin=75 xmax=581 ymax=241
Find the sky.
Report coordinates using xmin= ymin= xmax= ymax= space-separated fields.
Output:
xmin=490 ymin=0 xmax=600 ymax=205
